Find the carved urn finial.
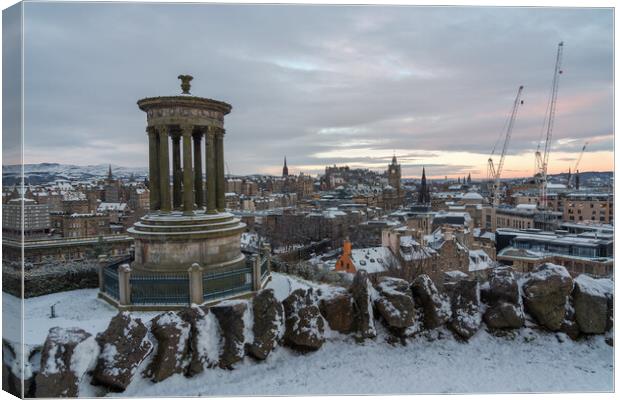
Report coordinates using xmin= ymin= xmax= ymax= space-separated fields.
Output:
xmin=178 ymin=74 xmax=193 ymax=94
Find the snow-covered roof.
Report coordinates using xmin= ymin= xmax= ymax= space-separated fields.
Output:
xmin=468 ymin=249 xmax=494 ymax=272
xmin=463 ymin=191 xmax=483 ymax=200
xmin=97 ymin=202 xmax=128 ymax=212
xmin=350 ymin=247 xmax=396 ymax=274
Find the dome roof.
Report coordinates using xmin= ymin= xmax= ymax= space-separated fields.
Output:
xmin=463 ymin=191 xmax=483 ymax=200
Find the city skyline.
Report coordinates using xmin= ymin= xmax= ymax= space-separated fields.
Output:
xmin=4 ymin=4 xmax=613 ymax=179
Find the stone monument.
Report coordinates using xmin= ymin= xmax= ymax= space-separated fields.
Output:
xmin=100 ymin=75 xmax=269 ymax=310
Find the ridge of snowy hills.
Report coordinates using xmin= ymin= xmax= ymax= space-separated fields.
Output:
xmin=2 ymin=163 xmax=148 ymax=185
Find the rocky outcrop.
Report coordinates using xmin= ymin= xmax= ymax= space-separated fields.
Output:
xmin=349 ymin=270 xmax=377 ymax=339
xmin=35 ymin=327 xmax=99 ymax=398
xmin=145 ymin=312 xmax=191 ymax=382
xmin=487 ymin=266 xmax=520 ymax=305
xmin=374 ymin=277 xmax=416 ymax=335
xmin=444 ymin=274 xmax=481 ymax=340
xmin=178 ymin=306 xmax=221 ymax=376
xmin=483 ymin=302 xmax=524 ymax=330
xmin=319 ymin=291 xmax=355 ymax=334
xmin=92 ymin=312 xmax=153 ymax=392
xmin=482 ymin=267 xmax=524 ymax=330
xmin=2 ymin=340 xmax=39 ymax=398
xmin=282 ymin=289 xmax=326 ymax=351
xmin=411 ymin=274 xmax=451 ymax=330
xmin=248 ymin=289 xmax=284 ymax=360
xmin=522 ymin=264 xmax=573 ymax=331
xmin=573 ymin=275 xmax=612 ymax=334
xmin=210 ymin=301 xmax=248 ymax=369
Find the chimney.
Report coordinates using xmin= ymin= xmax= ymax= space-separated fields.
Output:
xmin=443 ymin=226 xmax=454 ymax=241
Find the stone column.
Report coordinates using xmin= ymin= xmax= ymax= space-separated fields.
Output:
xmin=193 ymin=133 xmax=203 ymax=209
xmin=215 ymin=129 xmax=226 ymax=211
xmin=118 ymin=263 xmax=132 ymax=306
xmin=252 ymin=255 xmax=261 ymax=291
xmin=147 ymin=127 xmax=160 ymax=211
xmin=182 ymin=125 xmax=194 ymax=215
xmin=205 ymin=129 xmax=217 ymax=213
xmin=188 ymin=263 xmax=204 ymax=305
xmin=172 ymin=133 xmax=182 ymax=209
xmin=98 ymin=262 xmax=105 ymax=292
xmin=158 ymin=126 xmax=171 ymax=213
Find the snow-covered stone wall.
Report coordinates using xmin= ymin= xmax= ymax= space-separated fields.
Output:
xmin=3 ymin=263 xmax=613 ymax=397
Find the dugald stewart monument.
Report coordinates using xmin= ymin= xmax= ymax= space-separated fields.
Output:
xmin=99 ymin=75 xmax=270 ymax=310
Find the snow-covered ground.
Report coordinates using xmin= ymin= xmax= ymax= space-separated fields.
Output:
xmin=2 ymin=274 xmax=614 ymax=395
xmin=117 ymin=329 xmax=613 ymax=396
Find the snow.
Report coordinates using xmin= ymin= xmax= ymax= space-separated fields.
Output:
xmin=114 ymin=329 xmax=612 ymax=396
xmin=6 ymin=274 xmax=614 ymax=395
xmin=3 ymin=289 xmax=159 ymax=346
xmin=191 ymin=308 xmax=222 ymax=367
xmin=71 ymin=336 xmax=100 ymax=379
xmin=242 ymin=303 xmax=255 ymax=347
xmin=349 ymin=247 xmax=396 ymax=274
xmin=574 ymin=274 xmax=614 ymax=298
xmin=528 ymin=263 xmax=573 ymax=282
xmin=468 ymin=249 xmax=494 ymax=272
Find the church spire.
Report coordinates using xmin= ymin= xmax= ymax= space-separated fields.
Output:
xmin=418 ymin=167 xmax=430 ymax=205
xmin=282 ymin=156 xmax=289 ymax=177
xmin=107 ymin=164 xmax=113 ymax=180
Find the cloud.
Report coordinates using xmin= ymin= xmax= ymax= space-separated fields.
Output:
xmin=18 ymin=3 xmax=613 ymax=178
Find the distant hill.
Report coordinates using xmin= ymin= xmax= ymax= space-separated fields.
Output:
xmin=2 ymin=163 xmax=148 ymax=186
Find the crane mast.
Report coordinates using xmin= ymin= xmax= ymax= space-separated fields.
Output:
xmin=566 ymin=141 xmax=588 ymax=188
xmin=535 ymin=41 xmax=564 ymax=210
xmin=488 ymin=85 xmax=525 ymax=207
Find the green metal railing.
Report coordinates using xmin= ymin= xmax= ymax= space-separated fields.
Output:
xmin=102 ymin=264 xmax=120 ymax=300
xmin=130 ymin=273 xmax=190 ymax=305
xmin=202 ymin=267 xmax=253 ymax=302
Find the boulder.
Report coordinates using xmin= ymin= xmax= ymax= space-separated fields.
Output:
xmin=145 ymin=312 xmax=191 ymax=382
xmin=483 ymin=302 xmax=524 ymax=330
xmin=92 ymin=312 xmax=153 ymax=392
xmin=445 ymin=277 xmax=481 ymax=340
xmin=349 ymin=270 xmax=377 ymax=339
xmin=210 ymin=301 xmax=248 ymax=369
xmin=319 ymin=291 xmax=355 ymax=334
xmin=282 ymin=289 xmax=326 ymax=351
xmin=178 ymin=306 xmax=222 ymax=376
xmin=3 ymin=340 xmax=38 ymax=398
xmin=522 ymin=264 xmax=573 ymax=331
xmin=374 ymin=277 xmax=416 ymax=334
xmin=560 ymin=318 xmax=581 ymax=341
xmin=35 ymin=327 xmax=99 ymax=398
xmin=248 ymin=289 xmax=285 ymax=360
xmin=487 ymin=266 xmax=520 ymax=305
xmin=411 ymin=274 xmax=451 ymax=329
xmin=573 ymin=274 xmax=612 ymax=334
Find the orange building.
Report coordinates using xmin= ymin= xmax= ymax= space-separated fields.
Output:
xmin=335 ymin=239 xmax=357 ymax=273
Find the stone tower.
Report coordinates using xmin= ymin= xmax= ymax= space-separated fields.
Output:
xmin=387 ymin=154 xmax=401 ymax=191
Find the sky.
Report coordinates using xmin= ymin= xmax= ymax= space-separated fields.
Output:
xmin=4 ymin=3 xmax=614 ymax=179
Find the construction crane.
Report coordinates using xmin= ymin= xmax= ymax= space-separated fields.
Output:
xmin=487 ymin=85 xmax=525 ymax=207
xmin=535 ymin=41 xmax=564 ymax=210
xmin=566 ymin=141 xmax=588 ymax=188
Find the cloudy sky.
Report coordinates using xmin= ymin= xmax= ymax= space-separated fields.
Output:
xmin=6 ymin=3 xmax=614 ymax=178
